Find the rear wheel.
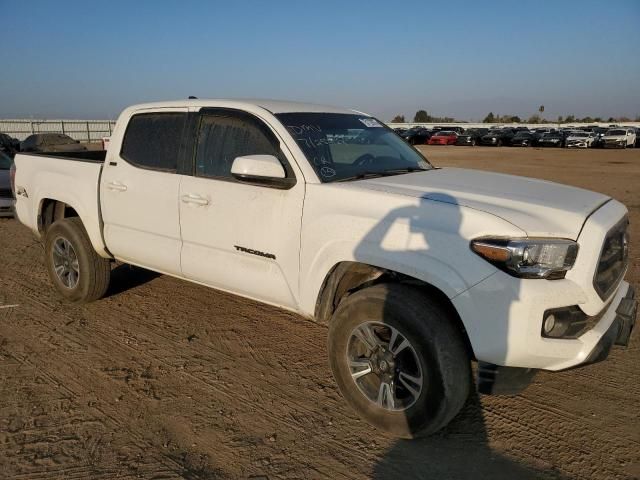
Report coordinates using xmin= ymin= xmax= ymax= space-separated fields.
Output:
xmin=328 ymin=284 xmax=471 ymax=438
xmin=44 ymin=217 xmax=111 ymax=303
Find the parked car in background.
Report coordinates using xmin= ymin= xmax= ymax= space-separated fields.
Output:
xmin=479 ymin=128 xmax=515 ymax=146
xmin=537 ymin=132 xmax=565 ymax=148
xmin=403 ymin=127 xmax=432 ymax=145
xmin=455 ymin=128 xmax=488 ymax=146
xmin=509 ymin=131 xmax=536 ymax=147
xmin=601 ymin=128 xmax=636 ymax=148
xmin=0 ymin=133 xmax=20 ymax=157
xmin=427 ymin=130 xmax=458 ymax=145
xmin=432 ymin=126 xmax=465 ymax=134
xmin=565 ymin=131 xmax=596 ymax=148
xmin=0 ymin=151 xmax=15 ymax=217
xmin=20 ymin=133 xmax=88 ymax=153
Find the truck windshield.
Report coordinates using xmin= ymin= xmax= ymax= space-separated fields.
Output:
xmin=276 ymin=113 xmax=432 ymax=182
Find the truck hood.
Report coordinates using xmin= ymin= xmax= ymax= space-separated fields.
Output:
xmin=357 ymin=167 xmax=610 ymax=238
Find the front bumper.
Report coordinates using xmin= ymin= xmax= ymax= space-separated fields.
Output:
xmin=582 ymin=284 xmax=636 ymax=364
xmin=477 ymin=286 xmax=635 ymax=395
xmin=603 ymin=141 xmax=626 ymax=148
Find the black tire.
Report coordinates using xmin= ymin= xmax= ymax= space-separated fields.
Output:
xmin=44 ymin=217 xmax=111 ymax=303
xmin=328 ymin=284 xmax=471 ymax=438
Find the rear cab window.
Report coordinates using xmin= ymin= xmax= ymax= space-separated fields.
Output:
xmin=120 ymin=112 xmax=187 ymax=171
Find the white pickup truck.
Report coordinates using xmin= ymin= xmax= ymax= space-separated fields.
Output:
xmin=12 ymin=100 xmax=637 ymax=437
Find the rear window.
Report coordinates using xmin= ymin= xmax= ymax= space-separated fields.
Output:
xmin=120 ymin=112 xmax=187 ymax=171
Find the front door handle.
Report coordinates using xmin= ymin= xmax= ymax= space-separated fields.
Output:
xmin=181 ymin=194 xmax=209 ymax=206
xmin=107 ymin=181 xmax=127 ymax=192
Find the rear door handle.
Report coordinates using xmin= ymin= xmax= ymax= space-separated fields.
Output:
xmin=181 ymin=194 xmax=209 ymax=206
xmin=107 ymin=181 xmax=127 ymax=192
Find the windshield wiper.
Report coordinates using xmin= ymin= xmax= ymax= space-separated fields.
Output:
xmin=382 ymin=167 xmax=429 ymax=174
xmin=334 ymin=171 xmax=396 ymax=182
xmin=334 ymin=167 xmax=428 ymax=183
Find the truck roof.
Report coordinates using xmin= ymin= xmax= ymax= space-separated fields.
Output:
xmin=126 ymin=99 xmax=363 ymax=115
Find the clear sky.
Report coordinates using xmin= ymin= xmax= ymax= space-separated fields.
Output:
xmin=2 ymin=0 xmax=639 ymax=121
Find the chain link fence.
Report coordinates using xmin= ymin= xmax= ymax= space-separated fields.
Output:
xmin=0 ymin=120 xmax=116 ymax=143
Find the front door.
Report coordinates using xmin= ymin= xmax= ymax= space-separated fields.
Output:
xmin=179 ymin=108 xmax=304 ymax=309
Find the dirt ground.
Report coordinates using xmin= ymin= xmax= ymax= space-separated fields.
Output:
xmin=1 ymin=146 xmax=639 ymax=480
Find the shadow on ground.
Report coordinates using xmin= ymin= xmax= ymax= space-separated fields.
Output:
xmin=373 ymin=392 xmax=568 ymax=480
xmin=105 ymin=263 xmax=161 ymax=298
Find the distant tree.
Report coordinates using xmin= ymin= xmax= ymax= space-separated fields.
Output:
xmin=483 ymin=112 xmax=495 ymax=123
xmin=607 ymin=117 xmax=616 ymax=123
xmin=635 ymin=115 xmax=640 ymax=122
xmin=391 ymin=115 xmax=405 ymax=123
xmin=527 ymin=114 xmax=542 ymax=124
xmin=414 ymin=110 xmax=430 ymax=122
xmin=580 ymin=116 xmax=594 ymax=123
xmin=564 ymin=115 xmax=576 ymax=123
xmin=617 ymin=116 xmax=631 ymax=122
xmin=557 ymin=115 xmax=564 ymax=124
xmin=510 ymin=115 xmax=521 ymax=123
xmin=593 ymin=117 xmax=602 ymax=122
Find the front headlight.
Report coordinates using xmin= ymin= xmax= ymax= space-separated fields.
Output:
xmin=471 ymin=238 xmax=579 ymax=279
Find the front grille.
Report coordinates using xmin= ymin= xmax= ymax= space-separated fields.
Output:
xmin=0 ymin=187 xmax=13 ymax=199
xmin=594 ymin=217 xmax=629 ymax=300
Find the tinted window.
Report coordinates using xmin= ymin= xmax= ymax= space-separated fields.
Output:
xmin=121 ymin=112 xmax=187 ymax=171
xmin=195 ymin=111 xmax=282 ymax=179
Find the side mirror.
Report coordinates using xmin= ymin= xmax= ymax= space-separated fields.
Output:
xmin=231 ymin=154 xmax=295 ymax=189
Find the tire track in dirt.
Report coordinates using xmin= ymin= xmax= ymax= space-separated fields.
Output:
xmin=1 ymin=270 xmax=372 ymax=479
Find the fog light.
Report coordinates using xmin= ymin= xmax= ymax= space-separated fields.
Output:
xmin=543 ymin=314 xmax=556 ymax=334
xmin=541 ymin=306 xmax=599 ymax=339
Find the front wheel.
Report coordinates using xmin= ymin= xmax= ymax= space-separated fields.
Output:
xmin=44 ymin=217 xmax=111 ymax=303
xmin=328 ymin=284 xmax=471 ymax=438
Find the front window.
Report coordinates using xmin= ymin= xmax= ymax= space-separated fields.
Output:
xmin=276 ymin=113 xmax=432 ymax=182
xmin=607 ymin=129 xmax=625 ymax=136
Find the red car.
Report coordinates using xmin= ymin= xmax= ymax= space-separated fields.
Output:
xmin=427 ymin=130 xmax=458 ymax=145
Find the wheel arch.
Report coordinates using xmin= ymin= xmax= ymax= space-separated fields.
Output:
xmin=314 ymin=261 xmax=475 ymax=360
xmin=37 ymin=197 xmax=110 ymax=258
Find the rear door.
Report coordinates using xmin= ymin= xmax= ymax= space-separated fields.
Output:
xmin=100 ymin=109 xmax=188 ymax=275
xmin=179 ymin=108 xmax=304 ymax=309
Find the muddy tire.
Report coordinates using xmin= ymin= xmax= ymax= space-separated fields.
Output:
xmin=44 ymin=217 xmax=111 ymax=303
xmin=328 ymin=284 xmax=471 ymax=438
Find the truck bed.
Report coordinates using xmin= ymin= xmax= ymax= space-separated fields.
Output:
xmin=13 ymin=151 xmax=109 ymax=257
